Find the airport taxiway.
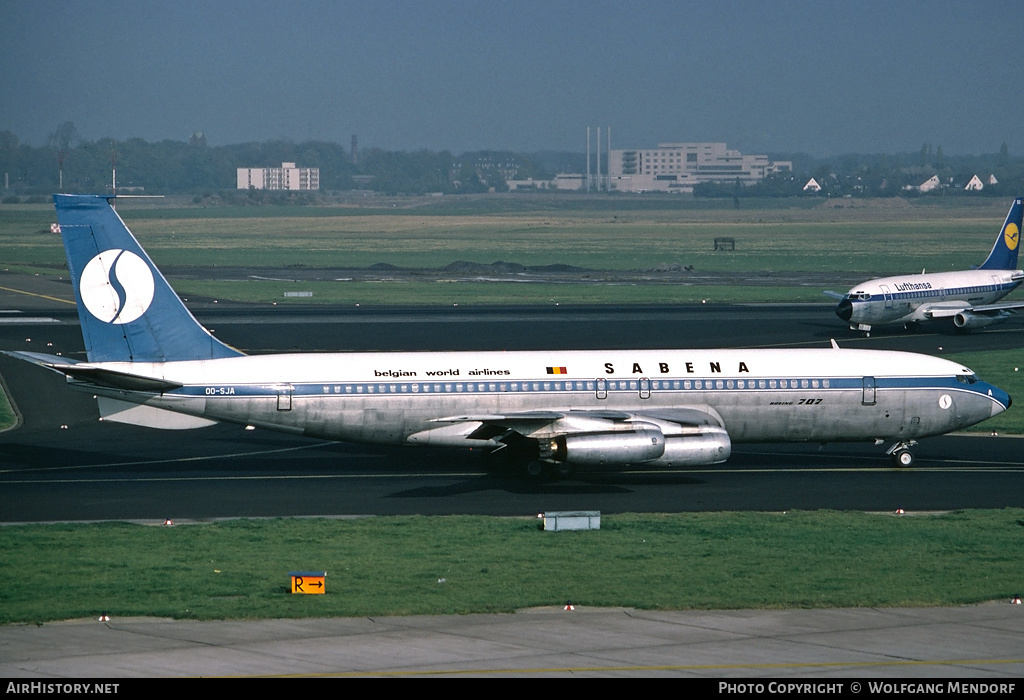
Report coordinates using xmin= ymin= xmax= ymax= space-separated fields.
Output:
xmin=2 ymin=272 xmax=1023 ymax=678
xmin=2 ymin=274 xmax=1023 ymax=521
xmin=3 ymin=604 xmax=1023 ymax=678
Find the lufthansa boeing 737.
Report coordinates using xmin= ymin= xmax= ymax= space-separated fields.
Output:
xmin=4 ymin=195 xmax=1011 ymax=473
xmin=826 ymin=198 xmax=1024 ymax=334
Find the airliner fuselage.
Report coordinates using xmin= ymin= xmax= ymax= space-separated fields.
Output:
xmin=836 ymin=268 xmax=1023 ymax=331
xmin=60 ymin=347 xmax=1008 ymax=470
xmin=831 ymin=197 xmax=1024 ymax=333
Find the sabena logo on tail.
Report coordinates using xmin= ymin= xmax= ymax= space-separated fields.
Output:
xmin=79 ymin=249 xmax=155 ymax=324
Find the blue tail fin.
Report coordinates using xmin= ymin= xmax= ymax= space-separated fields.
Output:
xmin=55 ymin=194 xmax=244 ymax=363
xmin=978 ymin=197 xmax=1023 ymax=270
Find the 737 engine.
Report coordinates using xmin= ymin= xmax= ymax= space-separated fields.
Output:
xmin=953 ymin=310 xmax=1011 ymax=331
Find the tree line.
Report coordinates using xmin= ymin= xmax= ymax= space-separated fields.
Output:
xmin=0 ymin=124 xmax=576 ymax=198
xmin=0 ymin=123 xmax=1019 ymax=199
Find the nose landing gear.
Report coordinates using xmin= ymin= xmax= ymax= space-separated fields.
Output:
xmin=886 ymin=441 xmax=918 ymax=468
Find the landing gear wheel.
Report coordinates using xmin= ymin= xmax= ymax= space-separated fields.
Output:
xmin=891 ymin=449 xmax=914 ymax=468
xmin=552 ymin=462 xmax=575 ymax=480
xmin=524 ymin=461 xmax=545 ymax=479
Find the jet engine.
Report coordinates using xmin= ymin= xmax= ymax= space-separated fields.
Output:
xmin=650 ymin=426 xmax=732 ymax=466
xmin=953 ymin=310 xmax=1009 ymax=330
xmin=542 ymin=425 xmax=733 ymax=467
xmin=543 ymin=429 xmax=665 ymax=465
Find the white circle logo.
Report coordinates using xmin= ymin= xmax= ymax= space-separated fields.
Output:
xmin=938 ymin=395 xmax=952 ymax=410
xmin=79 ymin=249 xmax=155 ymax=324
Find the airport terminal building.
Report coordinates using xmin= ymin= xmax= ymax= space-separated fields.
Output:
xmin=607 ymin=142 xmax=791 ymax=193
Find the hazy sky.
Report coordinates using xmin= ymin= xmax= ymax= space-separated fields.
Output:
xmin=2 ymin=0 xmax=1020 ymax=156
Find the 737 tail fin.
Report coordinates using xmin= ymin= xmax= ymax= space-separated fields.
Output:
xmin=55 ymin=194 xmax=243 ymax=363
xmin=978 ymin=197 xmax=1023 ymax=270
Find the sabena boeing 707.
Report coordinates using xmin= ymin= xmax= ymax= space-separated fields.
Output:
xmin=4 ymin=195 xmax=1011 ymax=473
xmin=826 ymin=198 xmax=1024 ymax=335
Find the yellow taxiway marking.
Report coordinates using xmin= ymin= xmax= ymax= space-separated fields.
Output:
xmin=0 ymin=442 xmax=341 ymax=475
xmin=0 ymin=284 xmax=76 ymax=305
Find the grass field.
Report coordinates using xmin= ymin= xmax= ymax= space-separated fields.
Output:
xmin=0 ymin=196 xmax=1014 ymax=277
xmin=2 ymin=510 xmax=1022 ymax=624
xmin=172 ymin=279 xmax=832 ymax=305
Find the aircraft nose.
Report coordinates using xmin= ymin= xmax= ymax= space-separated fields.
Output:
xmin=835 ymin=299 xmax=853 ymax=321
xmin=988 ymin=385 xmax=1012 ymax=416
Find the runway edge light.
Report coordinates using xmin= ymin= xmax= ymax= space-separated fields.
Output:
xmin=290 ymin=571 xmax=326 ymax=595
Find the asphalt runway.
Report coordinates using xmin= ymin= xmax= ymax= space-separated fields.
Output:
xmin=2 ymin=272 xmax=1023 ymax=522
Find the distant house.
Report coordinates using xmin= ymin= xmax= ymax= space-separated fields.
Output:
xmin=917 ymin=175 xmax=942 ymax=192
xmin=803 ymin=177 xmax=822 ymax=192
xmin=964 ymin=174 xmax=985 ymax=191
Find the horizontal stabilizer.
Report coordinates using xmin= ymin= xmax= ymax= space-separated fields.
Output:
xmin=60 ymin=365 xmax=182 ymax=392
xmin=2 ymin=351 xmax=181 ymax=392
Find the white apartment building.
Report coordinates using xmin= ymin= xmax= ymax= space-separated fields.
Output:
xmin=606 ymin=143 xmax=791 ymax=193
xmin=237 ymin=162 xmax=320 ymax=190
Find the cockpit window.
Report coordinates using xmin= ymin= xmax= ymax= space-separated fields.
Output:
xmin=846 ymin=292 xmax=871 ymax=300
xmin=956 ymin=374 xmax=980 ymax=385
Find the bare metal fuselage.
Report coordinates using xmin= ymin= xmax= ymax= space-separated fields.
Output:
xmin=75 ymin=348 xmax=1006 ymax=460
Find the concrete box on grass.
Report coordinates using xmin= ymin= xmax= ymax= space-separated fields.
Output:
xmin=540 ymin=511 xmax=600 ymax=531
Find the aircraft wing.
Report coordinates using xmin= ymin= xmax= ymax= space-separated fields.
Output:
xmin=434 ymin=406 xmax=721 ymax=430
xmin=409 ymin=406 xmax=731 ymax=466
xmin=409 ymin=406 xmax=724 ymax=444
xmin=822 ymin=291 xmax=846 ymax=300
xmin=923 ymin=300 xmax=1024 ymax=319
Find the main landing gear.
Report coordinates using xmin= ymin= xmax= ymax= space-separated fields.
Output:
xmin=524 ymin=460 xmax=575 ymax=480
xmin=484 ymin=437 xmax=575 ymax=480
xmin=885 ymin=441 xmax=917 ymax=468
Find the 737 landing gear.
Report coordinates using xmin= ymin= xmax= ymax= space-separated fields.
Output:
xmin=886 ymin=441 xmax=917 ymax=468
